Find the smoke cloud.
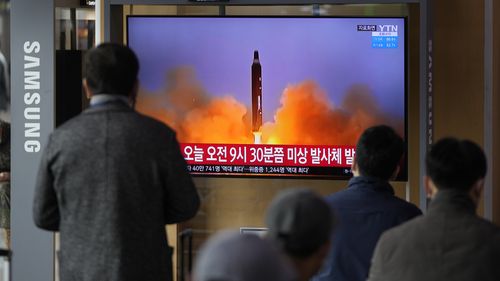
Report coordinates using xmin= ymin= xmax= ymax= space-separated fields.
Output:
xmin=136 ymin=68 xmax=403 ymax=145
xmin=136 ymin=67 xmax=253 ymax=144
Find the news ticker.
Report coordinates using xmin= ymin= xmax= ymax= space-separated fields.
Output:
xmin=181 ymin=143 xmax=355 ymax=167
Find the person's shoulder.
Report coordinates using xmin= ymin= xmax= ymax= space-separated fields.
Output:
xmin=388 ymin=195 xmax=422 ymax=216
xmin=40 ymin=115 xmax=87 ymax=154
xmin=472 ymin=215 xmax=500 ymax=238
xmin=49 ymin=113 xmax=86 ymax=136
xmin=380 ymin=214 xmax=426 ymax=243
xmin=325 ymin=187 xmax=351 ymax=204
xmin=373 ymin=223 xmax=407 ymax=259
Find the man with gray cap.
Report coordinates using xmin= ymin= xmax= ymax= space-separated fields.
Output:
xmin=266 ymin=188 xmax=335 ymax=281
xmin=193 ymin=231 xmax=296 ymax=281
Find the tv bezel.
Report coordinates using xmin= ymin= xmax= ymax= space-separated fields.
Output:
xmin=126 ymin=15 xmax=409 ymax=181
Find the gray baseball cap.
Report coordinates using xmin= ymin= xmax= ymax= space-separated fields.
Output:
xmin=193 ymin=231 xmax=297 ymax=281
xmin=265 ymin=188 xmax=335 ymax=258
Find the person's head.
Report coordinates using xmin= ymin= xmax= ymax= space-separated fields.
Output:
xmin=83 ymin=43 xmax=139 ymax=101
xmin=353 ymin=125 xmax=404 ymax=180
xmin=265 ymin=188 xmax=335 ymax=281
xmin=425 ymin=137 xmax=487 ymax=204
xmin=193 ymin=231 xmax=295 ymax=281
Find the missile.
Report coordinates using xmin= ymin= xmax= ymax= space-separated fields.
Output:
xmin=251 ymin=50 xmax=263 ymax=133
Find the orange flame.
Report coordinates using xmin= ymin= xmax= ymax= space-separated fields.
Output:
xmin=136 ymin=68 xmax=403 ymax=145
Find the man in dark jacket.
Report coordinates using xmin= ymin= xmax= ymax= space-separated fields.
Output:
xmin=367 ymin=137 xmax=500 ymax=281
xmin=33 ymin=43 xmax=200 ymax=281
xmin=312 ymin=125 xmax=421 ymax=281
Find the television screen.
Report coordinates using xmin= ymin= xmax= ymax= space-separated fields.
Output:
xmin=127 ymin=16 xmax=406 ymax=179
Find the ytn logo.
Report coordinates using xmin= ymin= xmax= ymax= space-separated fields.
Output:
xmin=378 ymin=25 xmax=398 ymax=32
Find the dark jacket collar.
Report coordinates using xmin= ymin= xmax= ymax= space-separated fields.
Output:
xmin=89 ymin=94 xmax=130 ymax=107
xmin=347 ymin=176 xmax=395 ymax=195
xmin=428 ymin=189 xmax=476 ymax=215
xmin=84 ymin=95 xmax=133 ymax=114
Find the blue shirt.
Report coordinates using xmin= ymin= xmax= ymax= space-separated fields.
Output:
xmin=90 ymin=94 xmax=130 ymax=108
xmin=312 ymin=176 xmax=422 ymax=281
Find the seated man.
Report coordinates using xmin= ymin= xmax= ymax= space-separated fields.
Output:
xmin=368 ymin=137 xmax=500 ymax=281
xmin=266 ymin=188 xmax=335 ymax=281
xmin=312 ymin=125 xmax=421 ymax=281
xmin=193 ymin=231 xmax=296 ymax=281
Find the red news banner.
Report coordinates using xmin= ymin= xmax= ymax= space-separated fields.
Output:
xmin=181 ymin=144 xmax=355 ymax=167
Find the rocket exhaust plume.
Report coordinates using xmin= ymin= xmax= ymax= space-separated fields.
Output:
xmin=135 ymin=67 xmax=253 ymax=144
xmin=136 ymin=69 xmax=403 ymax=146
xmin=261 ymin=82 xmax=404 ymax=145
xmin=253 ymin=132 xmax=262 ymax=144
xmin=251 ymin=50 xmax=263 ymax=134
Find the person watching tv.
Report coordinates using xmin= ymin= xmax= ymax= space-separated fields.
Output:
xmin=367 ymin=137 xmax=500 ymax=281
xmin=312 ymin=125 xmax=421 ymax=281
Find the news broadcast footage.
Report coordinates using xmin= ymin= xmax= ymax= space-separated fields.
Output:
xmin=127 ymin=17 xmax=406 ymax=178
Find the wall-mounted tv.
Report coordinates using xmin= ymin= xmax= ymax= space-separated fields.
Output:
xmin=127 ymin=16 xmax=407 ymax=179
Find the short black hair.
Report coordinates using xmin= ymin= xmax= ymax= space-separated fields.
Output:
xmin=84 ymin=43 xmax=139 ymax=97
xmin=266 ymin=189 xmax=335 ymax=258
xmin=355 ymin=125 xmax=404 ymax=180
xmin=426 ymin=138 xmax=486 ymax=191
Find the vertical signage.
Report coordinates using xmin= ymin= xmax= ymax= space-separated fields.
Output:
xmin=11 ymin=0 xmax=54 ymax=280
xmin=483 ymin=0 xmax=493 ymax=220
xmin=419 ymin=0 xmax=433 ymax=211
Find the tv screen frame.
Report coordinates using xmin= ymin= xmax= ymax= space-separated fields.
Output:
xmin=126 ymin=15 xmax=408 ymax=180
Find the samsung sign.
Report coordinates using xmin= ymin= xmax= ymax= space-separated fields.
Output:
xmin=11 ymin=0 xmax=55 ymax=279
xmin=23 ymin=41 xmax=42 ymax=152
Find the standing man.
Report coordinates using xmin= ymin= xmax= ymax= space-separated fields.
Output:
xmin=368 ymin=138 xmax=500 ymax=281
xmin=312 ymin=125 xmax=421 ymax=281
xmin=33 ymin=43 xmax=200 ymax=281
